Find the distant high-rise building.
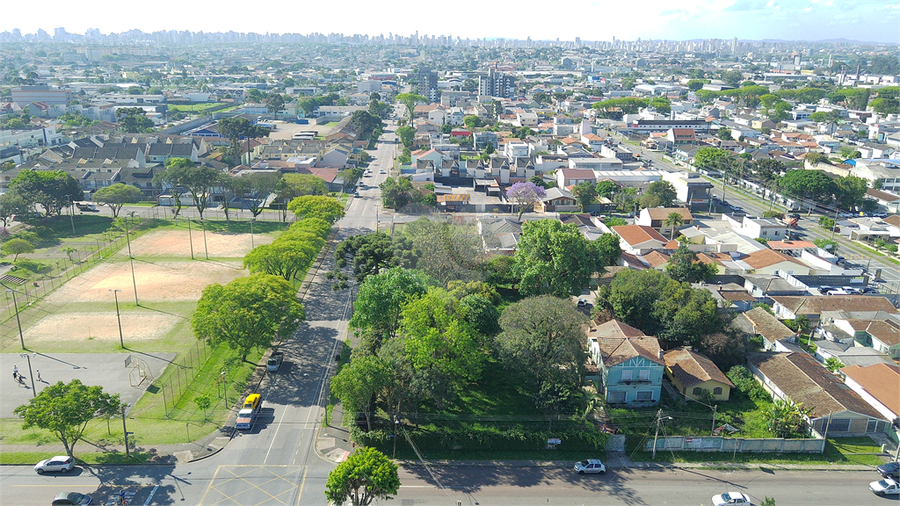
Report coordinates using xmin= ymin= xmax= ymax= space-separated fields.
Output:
xmin=731 ymin=37 xmax=737 ymax=53
xmin=479 ymin=69 xmax=516 ymax=98
xmin=417 ymin=68 xmax=439 ymax=102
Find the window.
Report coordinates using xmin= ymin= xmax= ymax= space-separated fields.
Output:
xmin=692 ymin=387 xmax=703 ymax=396
xmin=828 ymin=419 xmax=851 ymax=432
xmin=621 ymin=370 xmax=633 ymax=381
xmin=639 ymin=369 xmax=650 ymax=381
xmin=713 ymin=387 xmax=723 ymax=395
xmin=636 ymin=391 xmax=653 ymax=401
xmin=607 ymin=391 xmax=626 ymax=403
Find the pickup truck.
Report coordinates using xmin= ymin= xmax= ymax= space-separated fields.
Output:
xmin=235 ymin=393 xmax=261 ymax=430
xmin=76 ymin=203 xmax=99 ymax=212
xmin=267 ymin=352 xmax=283 ymax=372
xmin=870 ymin=478 xmax=900 ymax=496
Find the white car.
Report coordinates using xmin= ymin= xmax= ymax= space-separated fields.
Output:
xmin=712 ymin=491 xmax=754 ymax=505
xmin=870 ymin=478 xmax=900 ymax=496
xmin=573 ymin=459 xmax=606 ymax=474
xmin=35 ymin=456 xmax=75 ymax=474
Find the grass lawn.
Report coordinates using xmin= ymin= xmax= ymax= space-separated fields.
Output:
xmin=167 ymin=103 xmax=222 ymax=112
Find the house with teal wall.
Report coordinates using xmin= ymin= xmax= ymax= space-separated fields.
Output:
xmin=590 ymin=328 xmax=665 ymax=405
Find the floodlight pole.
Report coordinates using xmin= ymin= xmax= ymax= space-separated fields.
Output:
xmin=8 ymin=289 xmax=25 ymax=350
xmin=20 ymin=353 xmax=36 ymax=397
xmin=110 ymin=289 xmax=124 ymax=348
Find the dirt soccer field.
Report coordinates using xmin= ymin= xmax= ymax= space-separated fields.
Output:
xmin=19 ymin=228 xmax=269 ymax=347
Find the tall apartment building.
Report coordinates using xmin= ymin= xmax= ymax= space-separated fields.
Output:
xmin=417 ymin=68 xmax=439 ymax=102
xmin=479 ymin=69 xmax=516 ymax=98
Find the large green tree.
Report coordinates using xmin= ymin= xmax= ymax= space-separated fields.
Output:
xmin=153 ymin=157 xmax=195 ymax=219
xmin=514 ymin=220 xmax=605 ymax=297
xmin=287 ymin=195 xmax=345 ymax=224
xmin=266 ymin=93 xmax=285 ymax=116
xmin=496 ymin=296 xmax=588 ymax=416
xmin=231 ymin=171 xmax=281 ymax=218
xmin=641 ymin=180 xmax=678 ymax=208
xmin=401 ymin=218 xmax=484 ymax=285
xmin=330 ymin=354 xmax=388 ymax=432
xmin=8 ymin=169 xmax=81 ymax=217
xmin=192 ymin=274 xmax=305 ymax=360
xmin=572 ymin=181 xmax=597 ymax=212
xmin=92 ymin=183 xmax=142 ymax=218
xmin=216 ymin=117 xmax=270 ymax=162
xmin=3 ymin=237 xmax=33 ymax=260
xmin=334 ymin=232 xmax=415 ymax=283
xmin=693 ymin=147 xmax=734 ymax=172
xmin=325 ymin=447 xmax=400 ymax=506
xmin=778 ymin=169 xmax=837 ymax=203
xmin=116 ymin=107 xmax=154 ymax=133
xmin=380 ymin=177 xmax=422 ymax=210
xmin=400 ymin=288 xmax=486 ymax=383
xmin=243 ymin=239 xmax=321 ymax=281
xmin=0 ymin=191 xmax=30 ymax=226
xmin=834 ymin=175 xmax=869 ymax=212
xmin=349 ymin=267 xmax=433 ymax=345
xmin=666 ymin=243 xmax=718 ymax=283
xmin=395 ymin=93 xmax=427 ymax=124
xmin=596 ymin=269 xmax=720 ymax=348
xmin=14 ymin=379 xmax=121 ymax=457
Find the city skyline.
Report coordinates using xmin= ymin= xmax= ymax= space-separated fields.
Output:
xmin=3 ymin=0 xmax=898 ymax=45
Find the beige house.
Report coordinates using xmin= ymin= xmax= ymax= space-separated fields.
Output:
xmin=742 ymin=248 xmax=810 ymax=275
xmin=664 ymin=348 xmax=734 ymax=402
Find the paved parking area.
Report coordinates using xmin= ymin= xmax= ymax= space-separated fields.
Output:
xmin=1 ymin=352 xmax=176 ymax=417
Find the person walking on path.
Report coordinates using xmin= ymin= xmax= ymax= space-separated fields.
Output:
xmin=36 ymin=370 xmax=42 ymax=382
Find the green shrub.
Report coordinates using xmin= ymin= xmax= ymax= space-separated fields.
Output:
xmin=11 ymin=230 xmax=40 ymax=244
xmin=726 ymin=365 xmax=770 ymax=404
xmin=15 ymin=259 xmax=50 ymax=274
xmin=351 ymin=423 xmax=608 ymax=453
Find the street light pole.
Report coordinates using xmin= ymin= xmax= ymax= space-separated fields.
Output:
xmin=8 ymin=289 xmax=25 ymax=350
xmin=20 ymin=353 xmax=36 ymax=397
xmin=109 ymin=289 xmax=124 ymax=348
xmin=221 ymin=371 xmax=228 ymax=407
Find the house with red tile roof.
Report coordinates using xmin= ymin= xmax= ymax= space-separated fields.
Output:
xmin=611 ymin=225 xmax=668 ymax=255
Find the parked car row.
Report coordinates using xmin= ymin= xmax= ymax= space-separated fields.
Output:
xmin=817 ymin=285 xmax=877 ymax=295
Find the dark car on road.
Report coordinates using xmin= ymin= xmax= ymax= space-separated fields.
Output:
xmin=879 ymin=462 xmax=900 ymax=480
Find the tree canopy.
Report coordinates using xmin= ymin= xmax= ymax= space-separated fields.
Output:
xmin=192 ymin=273 xmax=305 ymax=360
xmin=506 ymin=182 xmax=546 ymax=222
xmin=349 ymin=267 xmax=433 ymax=346
xmin=496 ymin=296 xmax=588 ymax=415
xmin=14 ymin=379 xmax=121 ymax=456
xmin=777 ymin=169 xmax=837 ymax=203
xmin=596 ymin=269 xmax=721 ymax=348
xmin=287 ymin=195 xmax=345 ymax=223
xmin=8 ymin=169 xmax=81 ymax=217
xmin=325 ymin=447 xmax=400 ymax=506
xmin=666 ymin=243 xmax=718 ymax=283
xmin=92 ymin=183 xmax=143 ymax=217
xmin=514 ymin=220 xmax=609 ymax=298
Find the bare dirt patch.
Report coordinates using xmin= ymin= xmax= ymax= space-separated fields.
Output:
xmin=127 ymin=229 xmax=274 ymax=257
xmin=45 ymin=260 xmax=246 ymax=303
xmin=24 ymin=312 xmax=180 ymax=343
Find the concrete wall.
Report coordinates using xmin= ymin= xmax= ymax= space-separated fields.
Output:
xmin=643 ymin=436 xmax=825 ymax=453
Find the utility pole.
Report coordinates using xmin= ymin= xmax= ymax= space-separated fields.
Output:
xmin=711 ymin=405 xmax=718 ymax=435
xmin=652 ymin=409 xmax=672 ymax=460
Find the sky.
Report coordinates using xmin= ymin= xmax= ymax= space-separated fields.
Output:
xmin=3 ymin=0 xmax=899 ymax=44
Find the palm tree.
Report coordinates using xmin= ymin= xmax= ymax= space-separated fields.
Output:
xmin=664 ymin=212 xmax=684 ymax=240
